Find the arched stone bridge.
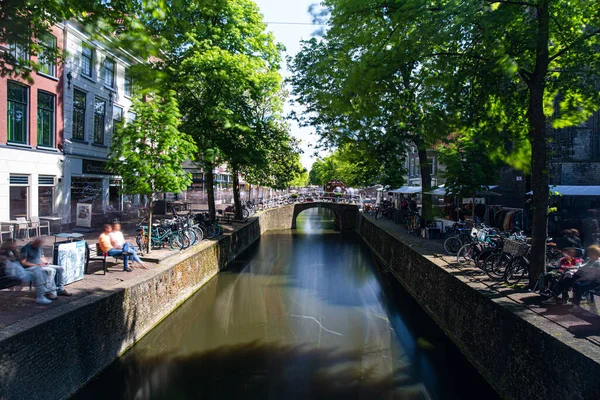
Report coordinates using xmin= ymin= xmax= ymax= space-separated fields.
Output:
xmin=291 ymin=202 xmax=359 ymax=230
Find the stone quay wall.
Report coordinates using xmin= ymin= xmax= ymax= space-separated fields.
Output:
xmin=0 ymin=206 xmax=295 ymax=400
xmin=356 ymin=214 xmax=600 ymax=400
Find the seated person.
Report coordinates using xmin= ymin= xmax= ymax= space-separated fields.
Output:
xmin=1 ymin=240 xmax=51 ymax=305
xmin=99 ymin=224 xmax=132 ymax=272
xmin=19 ymin=237 xmax=72 ymax=300
xmin=109 ymin=223 xmax=146 ymax=268
xmin=541 ymin=247 xmax=582 ymax=297
xmin=544 ymin=245 xmax=600 ymax=305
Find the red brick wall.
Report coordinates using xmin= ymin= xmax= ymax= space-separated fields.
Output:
xmin=0 ymin=25 xmax=64 ymax=148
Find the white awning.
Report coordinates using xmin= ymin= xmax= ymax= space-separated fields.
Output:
xmin=425 ymin=185 xmax=499 ymax=196
xmin=527 ymin=185 xmax=600 ymax=196
xmin=389 ymin=186 xmax=422 ymax=194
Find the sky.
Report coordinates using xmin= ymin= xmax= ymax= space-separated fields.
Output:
xmin=253 ymin=0 xmax=326 ymax=171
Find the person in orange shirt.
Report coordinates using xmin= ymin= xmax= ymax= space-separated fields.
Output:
xmin=99 ymin=224 xmax=132 ymax=272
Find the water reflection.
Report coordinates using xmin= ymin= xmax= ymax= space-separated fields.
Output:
xmin=74 ymin=208 xmax=497 ymax=400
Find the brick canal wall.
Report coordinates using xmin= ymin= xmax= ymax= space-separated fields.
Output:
xmin=0 ymin=206 xmax=295 ymax=400
xmin=356 ymin=214 xmax=600 ymax=400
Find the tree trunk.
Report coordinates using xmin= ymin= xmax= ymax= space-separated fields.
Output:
xmin=205 ymin=161 xmax=216 ymax=220
xmin=528 ymin=0 xmax=551 ymax=287
xmin=416 ymin=144 xmax=433 ymax=220
xmin=147 ymin=194 xmax=153 ymax=254
xmin=232 ymin=167 xmax=243 ymax=220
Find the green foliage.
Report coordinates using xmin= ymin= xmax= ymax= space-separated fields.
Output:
xmin=308 ymin=142 xmax=405 ymax=188
xmin=107 ymin=90 xmax=197 ymax=197
xmin=1 ymin=0 xmax=163 ymax=79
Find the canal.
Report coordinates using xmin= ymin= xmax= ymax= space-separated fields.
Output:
xmin=74 ymin=208 xmax=498 ymax=399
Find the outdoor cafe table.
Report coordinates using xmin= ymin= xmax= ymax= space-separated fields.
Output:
xmin=53 ymin=232 xmax=85 ymax=243
xmin=40 ymin=216 xmax=62 ymax=234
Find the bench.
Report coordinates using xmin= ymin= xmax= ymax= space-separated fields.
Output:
xmin=85 ymin=243 xmax=126 ymax=275
xmin=0 ymin=275 xmax=22 ymax=290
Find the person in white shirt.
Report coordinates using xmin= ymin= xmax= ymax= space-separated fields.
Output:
xmin=109 ymin=223 xmax=147 ymax=268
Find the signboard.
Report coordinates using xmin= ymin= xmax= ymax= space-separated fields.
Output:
xmin=82 ymin=159 xmax=112 ymax=175
xmin=76 ymin=203 xmax=92 ymax=228
xmin=462 ymin=197 xmax=485 ymax=204
xmin=55 ymin=241 xmax=86 ymax=285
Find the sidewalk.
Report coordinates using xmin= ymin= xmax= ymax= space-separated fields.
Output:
xmin=365 ymin=214 xmax=600 ymax=348
xmin=0 ymin=222 xmax=238 ymax=329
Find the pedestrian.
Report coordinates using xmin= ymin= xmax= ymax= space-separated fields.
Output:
xmin=19 ymin=237 xmax=72 ymax=299
xmin=582 ymin=210 xmax=600 ymax=249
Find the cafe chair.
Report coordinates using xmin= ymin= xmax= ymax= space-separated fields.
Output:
xmin=29 ymin=216 xmax=50 ymax=236
xmin=15 ymin=217 xmax=31 ymax=239
xmin=0 ymin=224 xmax=14 ymax=244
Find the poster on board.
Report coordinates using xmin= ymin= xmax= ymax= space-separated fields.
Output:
xmin=76 ymin=203 xmax=92 ymax=228
xmin=55 ymin=241 xmax=86 ymax=284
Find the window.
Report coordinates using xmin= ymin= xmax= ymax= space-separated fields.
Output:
xmin=38 ymin=35 xmax=56 ymax=76
xmin=124 ymin=69 xmax=133 ymax=96
xmin=7 ymin=82 xmax=28 ymax=144
xmin=8 ymin=42 xmax=29 ymax=64
xmin=94 ymin=98 xmax=106 ymax=144
xmin=37 ymin=91 xmax=55 ymax=147
xmin=428 ymin=158 xmax=436 ymax=175
xmin=38 ymin=175 xmax=55 ymax=216
xmin=126 ymin=111 xmax=136 ymax=124
xmin=9 ymin=174 xmax=29 ymax=219
xmin=72 ymin=89 xmax=87 ymax=140
xmin=410 ymin=159 xmax=415 ymax=176
xmin=103 ymin=58 xmax=115 ymax=88
xmin=81 ymin=45 xmax=93 ymax=77
xmin=112 ymin=105 xmax=123 ymax=137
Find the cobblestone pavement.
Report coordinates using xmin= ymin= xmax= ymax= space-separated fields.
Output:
xmin=364 ymin=213 xmax=600 ymax=348
xmin=0 ymin=220 xmax=239 ymax=329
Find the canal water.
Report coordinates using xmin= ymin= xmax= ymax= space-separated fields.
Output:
xmin=74 ymin=208 xmax=497 ymax=399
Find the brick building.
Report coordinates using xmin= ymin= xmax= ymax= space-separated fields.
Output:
xmin=0 ymin=24 xmax=66 ymax=221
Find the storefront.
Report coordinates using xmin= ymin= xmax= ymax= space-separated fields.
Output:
xmin=63 ymin=156 xmax=122 ymax=224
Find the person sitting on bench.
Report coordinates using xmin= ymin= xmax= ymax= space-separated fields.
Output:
xmin=99 ymin=224 xmax=132 ymax=272
xmin=20 ymin=237 xmax=72 ymax=299
xmin=1 ymin=240 xmax=52 ymax=304
xmin=109 ymin=223 xmax=146 ymax=269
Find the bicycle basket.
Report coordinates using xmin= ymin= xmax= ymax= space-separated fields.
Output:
xmin=503 ymin=239 xmax=530 ymax=257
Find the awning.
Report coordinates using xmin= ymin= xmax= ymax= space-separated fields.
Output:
xmin=425 ymin=185 xmax=500 ymax=196
xmin=527 ymin=185 xmax=600 ymax=196
xmin=389 ymin=186 xmax=422 ymax=194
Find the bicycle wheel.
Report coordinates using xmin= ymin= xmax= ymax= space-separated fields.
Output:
xmin=192 ymin=226 xmax=204 ymax=242
xmin=476 ymin=247 xmax=495 ymax=269
xmin=185 ymin=229 xmax=197 ymax=246
xmin=170 ymin=232 xmax=187 ymax=250
xmin=375 ymin=210 xmax=382 ymax=220
xmin=444 ymin=237 xmax=463 ymax=255
xmin=205 ymin=224 xmax=217 ymax=239
xmin=243 ymin=208 xmax=250 ymax=219
xmin=505 ymin=256 xmax=530 ymax=284
xmin=457 ymin=244 xmax=475 ymax=265
xmin=486 ymin=252 xmax=512 ymax=279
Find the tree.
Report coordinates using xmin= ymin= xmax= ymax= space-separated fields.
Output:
xmin=431 ymin=0 xmax=600 ymax=285
xmin=152 ymin=0 xmax=284 ymax=220
xmin=1 ymin=0 xmax=163 ymax=79
xmin=289 ymin=167 xmax=309 ymax=188
xmin=289 ymin=1 xmax=448 ymax=219
xmin=108 ymin=90 xmax=197 ymax=254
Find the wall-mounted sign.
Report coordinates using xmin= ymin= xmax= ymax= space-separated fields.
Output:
xmin=516 ymin=176 xmax=523 ymax=181
xmin=82 ymin=159 xmax=113 ymax=175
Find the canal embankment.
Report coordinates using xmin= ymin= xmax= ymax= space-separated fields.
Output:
xmin=356 ymin=213 xmax=600 ymax=400
xmin=0 ymin=207 xmax=294 ymax=400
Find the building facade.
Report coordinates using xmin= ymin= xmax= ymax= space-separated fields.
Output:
xmin=0 ymin=24 xmax=66 ymax=221
xmin=61 ymin=21 xmax=140 ymax=224
xmin=404 ymin=146 xmax=445 ymax=188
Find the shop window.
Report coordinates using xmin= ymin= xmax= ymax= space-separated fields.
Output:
xmin=72 ymin=89 xmax=86 ymax=140
xmin=109 ymin=179 xmax=122 ymax=211
xmin=103 ymin=58 xmax=115 ymax=88
xmin=38 ymin=175 xmax=55 ymax=216
xmin=38 ymin=34 xmax=56 ymax=77
xmin=70 ymin=177 xmax=103 ymax=221
xmin=94 ymin=98 xmax=106 ymax=144
xmin=9 ymin=174 xmax=29 ymax=219
xmin=7 ymin=82 xmax=29 ymax=144
xmin=81 ymin=44 xmax=94 ymax=77
xmin=37 ymin=91 xmax=55 ymax=147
